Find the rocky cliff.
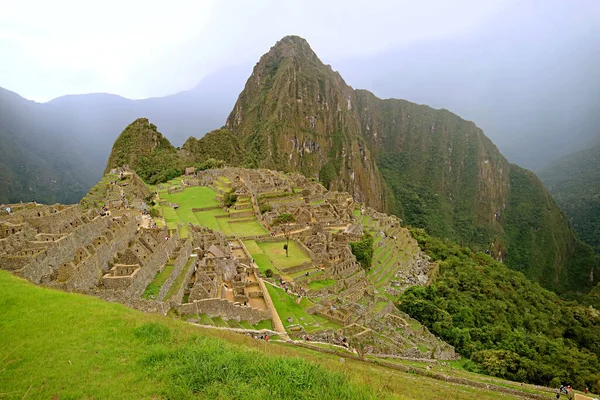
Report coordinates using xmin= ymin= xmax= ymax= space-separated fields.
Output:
xmin=106 ymin=36 xmax=597 ymax=294
xmin=225 ymin=36 xmax=386 ymax=209
xmin=221 ymin=36 xmax=598 ymax=293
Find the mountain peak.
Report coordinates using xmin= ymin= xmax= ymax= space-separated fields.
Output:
xmin=260 ymin=35 xmax=321 ymax=68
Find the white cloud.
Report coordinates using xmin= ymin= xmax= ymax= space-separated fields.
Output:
xmin=0 ymin=0 xmax=508 ymax=101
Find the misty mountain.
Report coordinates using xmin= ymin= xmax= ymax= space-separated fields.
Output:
xmin=0 ymin=66 xmax=247 ymax=204
xmin=333 ymin=4 xmax=600 ymax=170
xmin=103 ymin=35 xmax=595 ymax=294
xmin=539 ymin=143 xmax=600 ymax=256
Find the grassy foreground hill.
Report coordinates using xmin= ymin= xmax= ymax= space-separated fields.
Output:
xmin=0 ymin=270 xmax=528 ymax=400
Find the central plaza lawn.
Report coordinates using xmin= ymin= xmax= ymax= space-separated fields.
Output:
xmin=253 ymin=254 xmax=276 ymax=275
xmin=265 ymin=283 xmax=341 ymax=333
xmin=242 ymin=240 xmax=263 ymax=254
xmin=257 ymin=241 xmax=311 ymax=270
xmin=166 ymin=186 xmax=220 ymax=209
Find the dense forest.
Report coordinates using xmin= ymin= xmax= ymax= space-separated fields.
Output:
xmin=399 ymin=229 xmax=600 ymax=390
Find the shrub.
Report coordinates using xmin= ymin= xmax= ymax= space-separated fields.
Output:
xmin=350 ymin=233 xmax=374 ymax=270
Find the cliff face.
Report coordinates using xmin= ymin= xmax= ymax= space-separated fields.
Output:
xmin=106 ymin=36 xmax=596 ymax=294
xmin=219 ymin=36 xmax=597 ymax=293
xmin=355 ymin=91 xmax=510 ymax=250
xmin=225 ymin=36 xmax=386 ymax=209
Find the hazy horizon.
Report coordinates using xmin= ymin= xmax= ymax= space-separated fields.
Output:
xmin=0 ymin=0 xmax=547 ymax=102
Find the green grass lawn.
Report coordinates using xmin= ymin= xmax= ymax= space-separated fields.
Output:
xmin=308 ymin=279 xmax=337 ymax=291
xmin=252 ymin=319 xmax=273 ymax=330
xmin=265 ymin=283 xmax=341 ymax=333
xmin=142 ymin=264 xmax=175 ymax=299
xmin=0 ymin=271 xmax=531 ymax=400
xmin=257 ymin=241 xmax=311 ymax=270
xmin=253 ymin=254 xmax=277 ymax=275
xmin=158 ymin=186 xmax=267 ymax=237
xmin=217 ymin=218 xmax=268 ymax=236
xmin=168 ymin=186 xmax=220 ymax=208
xmin=160 ymin=205 xmax=179 ymax=231
xmin=193 ymin=208 xmax=228 ymax=230
xmin=165 ymin=258 xmax=194 ymax=301
xmin=243 ymin=240 xmax=263 ymax=254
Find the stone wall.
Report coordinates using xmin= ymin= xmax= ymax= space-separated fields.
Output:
xmin=280 ymin=261 xmax=313 ymax=275
xmin=19 ymin=214 xmax=110 ymax=283
xmin=66 ymin=218 xmax=138 ymax=290
xmin=24 ymin=205 xmax=82 ymax=234
xmin=171 ymin=256 xmax=197 ymax=304
xmin=124 ymin=230 xmax=180 ymax=298
xmin=158 ymin=239 xmax=192 ymax=301
xmin=175 ymin=298 xmax=271 ymax=324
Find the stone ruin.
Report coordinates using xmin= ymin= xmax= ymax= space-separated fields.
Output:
xmin=0 ymin=166 xmax=457 ymax=360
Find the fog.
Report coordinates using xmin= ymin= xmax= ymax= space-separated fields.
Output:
xmin=1 ymin=0 xmax=599 ymax=168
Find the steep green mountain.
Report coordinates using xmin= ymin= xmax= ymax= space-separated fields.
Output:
xmin=105 ymin=118 xmax=184 ymax=184
xmin=538 ymin=143 xmax=600 ymax=257
xmin=207 ymin=36 xmax=596 ymax=293
xmin=105 ymin=36 xmax=596 ymax=294
xmin=224 ymin=36 xmax=387 ymax=209
xmin=181 ymin=128 xmax=244 ymax=166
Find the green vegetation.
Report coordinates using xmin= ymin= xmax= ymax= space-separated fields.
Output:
xmin=265 ymin=283 xmax=341 ymax=333
xmin=503 ymin=165 xmax=598 ymax=293
xmin=142 ymin=264 xmax=175 ymax=299
xmin=195 ymin=157 xmax=225 ymax=171
xmin=164 ymin=258 xmax=194 ymax=301
xmin=223 ymin=189 xmax=238 ymax=207
xmin=182 ymin=128 xmax=244 ymax=166
xmin=0 ymin=270 xmax=393 ymax=399
xmin=272 ymin=213 xmax=295 ymax=257
xmin=308 ymin=279 xmax=337 ymax=291
xmin=257 ymin=241 xmax=311 ymax=270
xmin=399 ymin=228 xmax=600 ymax=391
xmin=105 ymin=118 xmax=183 ymax=184
xmin=350 ymin=233 xmax=374 ymax=270
xmin=539 ymin=143 xmax=600 ymax=258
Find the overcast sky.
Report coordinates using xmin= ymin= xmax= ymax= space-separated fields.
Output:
xmin=0 ymin=0 xmax=517 ymax=102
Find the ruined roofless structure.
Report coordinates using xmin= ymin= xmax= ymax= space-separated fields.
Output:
xmin=0 ymin=166 xmax=456 ymax=360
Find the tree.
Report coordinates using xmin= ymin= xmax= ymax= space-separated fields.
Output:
xmin=273 ymin=213 xmax=295 ymax=257
xmin=223 ymin=189 xmax=238 ymax=208
xmin=350 ymin=233 xmax=374 ymax=270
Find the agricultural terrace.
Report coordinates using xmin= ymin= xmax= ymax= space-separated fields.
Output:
xmin=243 ymin=240 xmax=313 ymax=278
xmin=264 ymin=283 xmax=342 ymax=333
xmin=158 ymin=184 xmax=267 ymax=238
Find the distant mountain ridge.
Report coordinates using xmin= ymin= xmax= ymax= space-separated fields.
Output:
xmin=0 ymin=67 xmax=246 ymax=204
xmin=539 ymin=143 xmax=600 ymax=257
xmin=106 ymin=36 xmax=597 ymax=294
